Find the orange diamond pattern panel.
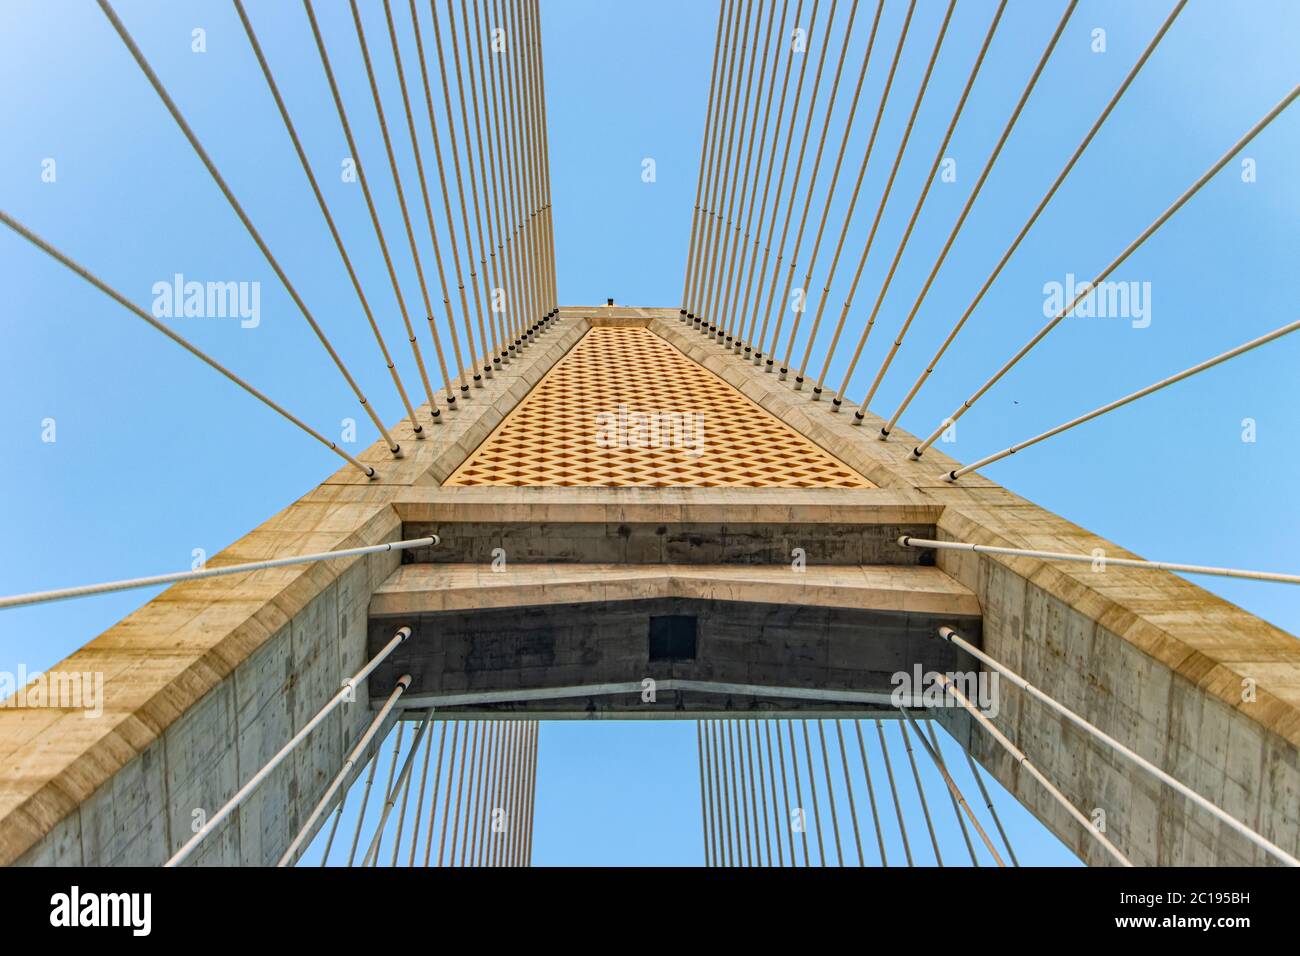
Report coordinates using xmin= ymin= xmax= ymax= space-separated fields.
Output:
xmin=444 ymin=327 xmax=873 ymax=488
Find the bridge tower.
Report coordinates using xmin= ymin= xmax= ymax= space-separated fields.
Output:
xmin=3 ymin=301 xmax=1298 ymax=867
xmin=2 ymin=1 xmax=1298 ymax=869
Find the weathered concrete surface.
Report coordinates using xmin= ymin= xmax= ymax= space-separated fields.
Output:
xmin=395 ymin=486 xmax=941 ymax=565
xmin=394 ymin=484 xmax=940 ymax=525
xmin=369 ymin=562 xmax=979 ymax=617
xmin=367 ymin=596 xmax=980 ymax=717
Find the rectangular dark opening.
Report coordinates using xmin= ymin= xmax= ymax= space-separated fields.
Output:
xmin=648 ymin=614 xmax=697 ymax=661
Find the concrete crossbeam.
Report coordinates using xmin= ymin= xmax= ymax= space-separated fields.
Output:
xmin=368 ymin=562 xmax=981 ymax=618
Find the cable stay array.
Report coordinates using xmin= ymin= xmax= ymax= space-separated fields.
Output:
xmin=2 ymin=0 xmax=559 ymax=479
xmin=679 ymin=0 xmax=1299 ymax=467
xmin=697 ymin=715 xmax=1020 ymax=867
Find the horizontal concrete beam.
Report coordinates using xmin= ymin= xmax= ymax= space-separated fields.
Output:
xmin=369 ymin=563 xmax=980 ymax=618
xmin=556 ymin=304 xmax=668 ymax=328
xmin=391 ymin=485 xmax=941 ymax=526
xmin=366 ymin=593 xmax=981 ymax=719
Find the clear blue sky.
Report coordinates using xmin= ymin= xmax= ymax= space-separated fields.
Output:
xmin=1 ymin=0 xmax=1296 ymax=865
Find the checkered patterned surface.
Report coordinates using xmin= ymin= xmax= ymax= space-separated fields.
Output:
xmin=444 ymin=327 xmax=872 ymax=488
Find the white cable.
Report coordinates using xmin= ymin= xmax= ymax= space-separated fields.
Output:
xmin=900 ymin=536 xmax=1299 ymax=586
xmin=362 ymin=708 xmax=436 ymax=867
xmin=899 ymin=707 xmax=1004 ymax=866
xmin=166 ymin=627 xmax=413 ymax=866
xmin=935 ymin=672 xmax=1133 ymax=866
xmin=278 ymin=676 xmax=412 ymax=867
xmin=937 ymin=625 xmax=1299 ymax=867
xmin=0 ymin=536 xmax=439 ymax=611
xmin=910 ymin=82 xmax=1300 ymax=460
xmin=943 ymin=318 xmax=1300 ymax=481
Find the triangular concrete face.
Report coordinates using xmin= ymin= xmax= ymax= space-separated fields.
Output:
xmin=446 ymin=320 xmax=872 ymax=488
xmin=3 ymin=306 xmax=1298 ymax=869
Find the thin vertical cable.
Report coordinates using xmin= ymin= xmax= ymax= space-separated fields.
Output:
xmin=853 ymin=1 xmax=1071 ymax=416
xmin=816 ymin=720 xmax=845 ymax=865
xmin=774 ymin=0 xmax=886 ymax=371
xmin=753 ymin=721 xmax=773 ymax=865
xmin=508 ymin=0 xmax=543 ymax=339
xmin=400 ymin=0 xmax=495 ymax=381
xmin=390 ymin=721 xmax=423 ymax=865
xmin=731 ymin=720 xmax=748 ymax=865
xmin=681 ymin=5 xmax=731 ymax=314
xmin=692 ymin=1 xmax=757 ymax=328
xmin=759 ymin=0 xmax=861 ymax=368
xmin=234 ymin=0 xmax=423 ymax=437
xmin=686 ymin=2 xmax=742 ymax=321
xmin=450 ymin=720 xmax=478 ymax=865
xmin=99 ymin=0 xmax=404 ymax=454
xmin=752 ymin=0 xmax=841 ymax=361
xmin=497 ymin=721 xmax=516 ymax=866
xmin=344 ymin=746 xmax=381 ymax=867
xmin=738 ymin=0 xmax=809 ymax=350
xmin=966 ymin=752 xmax=1018 ymax=866
xmin=786 ymin=0 xmax=912 ymax=388
xmin=835 ymin=721 xmax=865 ymax=866
xmin=469 ymin=720 xmax=495 ymax=866
xmin=711 ymin=720 xmax=731 ymax=867
xmin=350 ymin=0 xmax=474 ymax=399
xmin=436 ymin=720 xmax=462 ymax=866
xmin=876 ymin=720 xmax=912 ymax=865
xmin=465 ymin=717 xmax=488 ymax=868
xmin=880 ymin=0 xmax=1188 ymax=437
xmin=898 ymin=719 xmax=942 ymax=865
xmin=319 ymin=792 xmax=347 ymax=866
xmin=525 ymin=721 xmax=541 ymax=865
xmin=806 ymin=0 xmax=995 ymax=394
xmin=786 ymin=720 xmax=811 ymax=866
xmin=303 ymin=0 xmax=455 ymax=413
xmin=422 ymin=719 xmax=450 ymax=866
xmin=527 ymin=0 xmax=559 ymax=319
xmin=764 ymin=721 xmax=786 ymax=866
xmin=697 ymin=721 xmax=711 ymax=866
xmin=813 ymin=0 xmax=962 ymax=405
xmin=724 ymin=0 xmax=794 ymax=347
xmin=481 ymin=0 xmax=528 ymax=347
xmin=800 ymin=720 xmax=827 ymax=865
xmin=716 ymin=0 xmax=783 ymax=346
xmin=737 ymin=721 xmax=756 ymax=865
xmin=364 ymin=711 xmax=434 ymax=867
xmin=854 ymin=720 xmax=888 ymax=865
xmin=743 ymin=0 xmax=823 ymax=353
xmin=367 ymin=722 xmax=405 ymax=866
xmin=523 ymin=0 xmax=557 ymax=325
